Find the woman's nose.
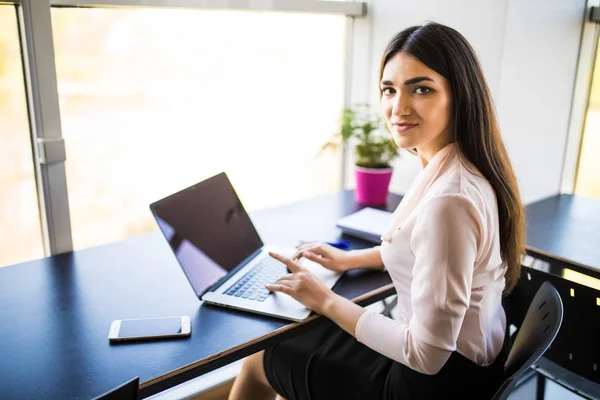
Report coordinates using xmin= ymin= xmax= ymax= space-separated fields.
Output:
xmin=392 ymin=93 xmax=411 ymax=116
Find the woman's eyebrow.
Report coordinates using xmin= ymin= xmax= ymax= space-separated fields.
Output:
xmin=404 ymin=76 xmax=434 ymax=85
xmin=380 ymin=77 xmax=434 ymax=86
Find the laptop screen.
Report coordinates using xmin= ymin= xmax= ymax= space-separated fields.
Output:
xmin=150 ymin=173 xmax=264 ymax=297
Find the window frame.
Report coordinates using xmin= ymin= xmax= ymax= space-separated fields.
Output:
xmin=561 ymin=2 xmax=600 ymax=194
xmin=17 ymin=0 xmax=73 ymax=256
xmin=49 ymin=0 xmax=366 ymax=16
xmin=10 ymin=0 xmax=364 ymax=257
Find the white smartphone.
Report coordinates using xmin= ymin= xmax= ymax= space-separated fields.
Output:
xmin=108 ymin=316 xmax=191 ymax=342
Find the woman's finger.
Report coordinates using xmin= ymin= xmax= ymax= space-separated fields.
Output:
xmin=303 ymin=250 xmax=325 ymax=263
xmin=265 ymin=283 xmax=293 ymax=295
xmin=274 ymin=274 xmax=295 ymax=283
xmin=293 ymin=249 xmax=311 ymax=260
xmin=294 ymin=242 xmax=330 ymax=260
xmin=307 ymin=243 xmax=330 ymax=257
xmin=296 ymin=241 xmax=316 ymax=250
xmin=269 ymin=252 xmax=303 ymax=273
xmin=304 ymin=251 xmax=335 ymax=271
xmin=293 ymin=243 xmax=317 ymax=259
xmin=292 ymin=250 xmax=303 ymax=260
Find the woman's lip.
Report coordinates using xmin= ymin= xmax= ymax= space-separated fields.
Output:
xmin=393 ymin=124 xmax=418 ymax=132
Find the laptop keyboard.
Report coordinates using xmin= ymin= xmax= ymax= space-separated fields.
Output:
xmin=223 ymin=257 xmax=288 ymax=302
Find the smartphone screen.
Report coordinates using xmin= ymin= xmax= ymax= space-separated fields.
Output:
xmin=119 ymin=317 xmax=182 ymax=338
xmin=110 ymin=316 xmax=190 ymax=341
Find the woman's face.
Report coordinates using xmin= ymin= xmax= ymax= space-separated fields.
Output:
xmin=380 ymin=51 xmax=453 ymax=163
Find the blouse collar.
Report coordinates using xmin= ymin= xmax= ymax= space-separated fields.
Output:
xmin=381 ymin=142 xmax=456 ymax=242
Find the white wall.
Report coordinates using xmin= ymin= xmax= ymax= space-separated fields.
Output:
xmin=495 ymin=0 xmax=586 ymax=203
xmin=347 ymin=0 xmax=588 ymax=204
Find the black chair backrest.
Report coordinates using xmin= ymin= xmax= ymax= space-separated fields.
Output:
xmin=491 ymin=281 xmax=563 ymax=400
xmin=93 ymin=376 xmax=139 ymax=400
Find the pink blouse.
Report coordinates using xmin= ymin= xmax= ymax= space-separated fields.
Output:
xmin=355 ymin=142 xmax=507 ymax=375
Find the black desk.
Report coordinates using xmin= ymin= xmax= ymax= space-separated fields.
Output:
xmin=2 ymin=191 xmax=600 ymax=399
xmin=525 ymin=194 xmax=600 ymax=274
xmin=0 ymin=190 xmax=401 ymax=400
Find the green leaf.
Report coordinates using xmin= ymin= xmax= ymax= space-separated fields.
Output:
xmin=320 ymin=104 xmax=400 ymax=167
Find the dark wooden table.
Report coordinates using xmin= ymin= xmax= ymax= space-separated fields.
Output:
xmin=0 ymin=190 xmax=402 ymax=400
xmin=525 ymin=194 xmax=600 ymax=274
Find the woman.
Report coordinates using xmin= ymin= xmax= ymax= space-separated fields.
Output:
xmin=229 ymin=21 xmax=525 ymax=400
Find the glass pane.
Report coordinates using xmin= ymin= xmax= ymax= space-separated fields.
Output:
xmin=51 ymin=8 xmax=345 ymax=251
xmin=575 ymin=43 xmax=600 ymax=198
xmin=0 ymin=5 xmax=44 ymax=267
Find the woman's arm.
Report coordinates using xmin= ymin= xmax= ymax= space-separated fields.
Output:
xmin=354 ymin=195 xmax=481 ymax=375
xmin=266 ymin=252 xmax=367 ymax=333
xmin=268 ymin=246 xmax=383 ymax=336
xmin=268 ymin=194 xmax=482 ymax=376
xmin=267 ymin=244 xmax=384 ymax=334
xmin=347 ymin=246 xmax=385 ymax=271
xmin=295 ymin=244 xmax=385 ymax=272
xmin=321 ymin=293 xmax=367 ymax=336
xmin=267 ymin=251 xmax=456 ymax=376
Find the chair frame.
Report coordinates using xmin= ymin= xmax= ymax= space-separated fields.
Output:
xmin=501 ymin=250 xmax=600 ymax=398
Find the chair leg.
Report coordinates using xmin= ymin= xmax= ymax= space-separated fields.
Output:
xmin=536 ymin=373 xmax=546 ymax=400
xmin=381 ymin=296 xmax=398 ymax=319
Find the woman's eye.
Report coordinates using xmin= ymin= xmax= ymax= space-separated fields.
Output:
xmin=382 ymin=87 xmax=395 ymax=95
xmin=414 ymin=86 xmax=432 ymax=95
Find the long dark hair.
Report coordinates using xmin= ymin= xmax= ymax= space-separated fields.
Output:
xmin=380 ymin=22 xmax=525 ymax=294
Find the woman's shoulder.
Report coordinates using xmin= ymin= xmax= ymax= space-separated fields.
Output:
xmin=426 ymin=154 xmax=498 ymax=217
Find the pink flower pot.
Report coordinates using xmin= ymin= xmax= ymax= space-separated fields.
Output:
xmin=354 ymin=166 xmax=393 ymax=205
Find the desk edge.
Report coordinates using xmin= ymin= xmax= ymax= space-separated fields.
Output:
xmin=526 ymin=245 xmax=598 ymax=275
xmin=139 ymin=282 xmax=396 ymax=392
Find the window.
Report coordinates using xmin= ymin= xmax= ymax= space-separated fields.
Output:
xmin=575 ymin=40 xmax=600 ymax=198
xmin=51 ymin=8 xmax=345 ymax=251
xmin=0 ymin=5 xmax=44 ymax=267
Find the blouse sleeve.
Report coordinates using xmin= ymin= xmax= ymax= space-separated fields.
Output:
xmin=355 ymin=194 xmax=482 ymax=375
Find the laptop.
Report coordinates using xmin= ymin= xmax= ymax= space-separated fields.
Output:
xmin=149 ymin=172 xmax=343 ymax=321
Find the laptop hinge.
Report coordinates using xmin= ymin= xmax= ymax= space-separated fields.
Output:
xmin=200 ymin=248 xmax=264 ymax=297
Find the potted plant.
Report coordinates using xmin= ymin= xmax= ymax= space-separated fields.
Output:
xmin=322 ymin=104 xmax=400 ymax=205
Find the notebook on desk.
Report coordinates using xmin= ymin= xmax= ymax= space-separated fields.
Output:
xmin=336 ymin=207 xmax=393 ymax=244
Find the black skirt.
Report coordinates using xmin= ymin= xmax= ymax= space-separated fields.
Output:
xmin=264 ymin=318 xmax=506 ymax=400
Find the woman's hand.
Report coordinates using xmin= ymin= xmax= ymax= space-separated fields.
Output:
xmin=293 ymin=242 xmax=355 ymax=272
xmin=265 ymin=252 xmax=336 ymax=315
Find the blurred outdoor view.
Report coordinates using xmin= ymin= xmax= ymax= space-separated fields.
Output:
xmin=0 ymin=5 xmax=45 ymax=268
xmin=2 ymin=4 xmax=600 ymax=268
xmin=0 ymin=6 xmax=345 ymax=267
xmin=50 ymin=8 xmax=345 ymax=254
xmin=574 ymin=47 xmax=600 ymax=199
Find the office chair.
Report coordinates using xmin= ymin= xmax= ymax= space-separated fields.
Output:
xmin=92 ymin=376 xmax=140 ymax=400
xmin=381 ymin=295 xmax=398 ymax=318
xmin=491 ymin=281 xmax=563 ymax=400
